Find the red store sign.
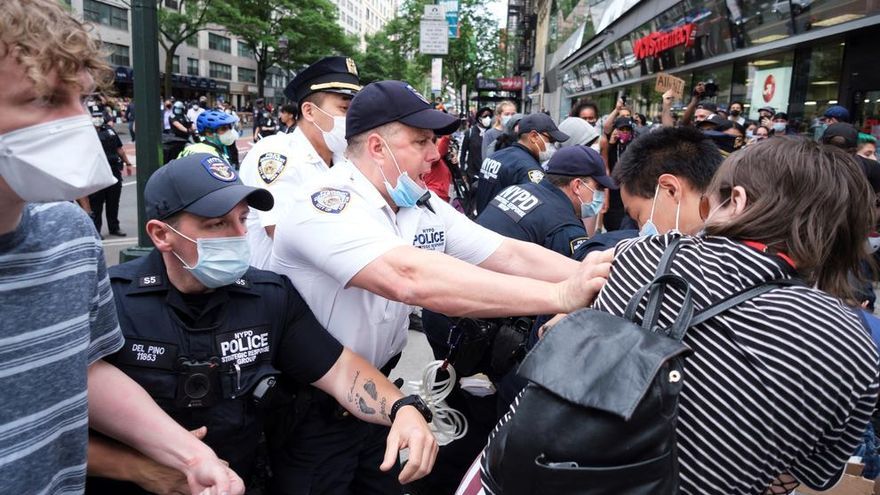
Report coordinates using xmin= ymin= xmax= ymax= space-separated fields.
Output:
xmin=633 ymin=24 xmax=696 ymax=60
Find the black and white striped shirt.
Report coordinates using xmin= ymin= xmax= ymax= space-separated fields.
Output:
xmin=482 ymin=234 xmax=879 ymax=494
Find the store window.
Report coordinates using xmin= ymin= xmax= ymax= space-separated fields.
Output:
xmin=209 ymin=33 xmax=231 ymax=53
xmin=209 ymin=61 xmax=232 ymax=80
xmin=83 ymin=0 xmax=128 ymax=30
xmin=172 ymin=55 xmax=180 ymax=74
xmin=801 ymin=42 xmax=846 ymax=124
xmin=740 ymin=52 xmax=795 ymax=120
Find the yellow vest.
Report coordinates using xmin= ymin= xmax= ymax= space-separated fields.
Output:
xmin=178 ymin=141 xmax=223 ymax=159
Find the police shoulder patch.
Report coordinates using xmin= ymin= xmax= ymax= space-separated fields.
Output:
xmin=258 ymin=152 xmax=287 ymax=184
xmin=528 ymin=169 xmax=544 ymax=183
xmin=311 ymin=188 xmax=351 ymax=214
xmin=570 ymin=236 xmax=589 ymax=254
xmin=201 ymin=155 xmax=236 ymax=182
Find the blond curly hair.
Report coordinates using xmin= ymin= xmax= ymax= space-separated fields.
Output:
xmin=0 ymin=0 xmax=113 ymax=97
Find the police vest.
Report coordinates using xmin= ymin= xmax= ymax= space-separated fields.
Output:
xmin=476 ymin=179 xmax=588 ymax=257
xmin=179 ymin=140 xmax=227 ymax=161
xmin=475 ymin=143 xmax=544 ymax=214
xmin=105 ymin=251 xmax=291 ymax=485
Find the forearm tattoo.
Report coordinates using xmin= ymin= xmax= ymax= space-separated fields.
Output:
xmin=346 ymin=372 xmax=391 ymax=420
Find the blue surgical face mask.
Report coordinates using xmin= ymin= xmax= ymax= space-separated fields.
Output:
xmin=639 ymin=184 xmax=681 ymax=236
xmin=575 ymin=181 xmax=604 ymax=218
xmin=167 ymin=224 xmax=251 ymax=289
xmin=772 ymin=122 xmax=787 ymax=133
xmin=377 ymin=137 xmax=429 ymax=208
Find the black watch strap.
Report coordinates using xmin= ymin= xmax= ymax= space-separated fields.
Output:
xmin=390 ymin=394 xmax=432 ymax=423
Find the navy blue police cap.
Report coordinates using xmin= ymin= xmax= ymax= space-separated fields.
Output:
xmin=284 ymin=56 xmax=362 ymax=102
xmin=145 ymin=153 xmax=273 ymax=220
xmin=544 ymin=146 xmax=617 ymax=190
xmin=345 ymin=80 xmax=459 ymax=139
xmin=517 ymin=113 xmax=569 ymax=142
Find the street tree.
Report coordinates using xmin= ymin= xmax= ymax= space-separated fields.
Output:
xmin=212 ymin=0 xmax=356 ymax=98
xmin=157 ymin=0 xmax=213 ymax=98
xmin=354 ymin=0 xmax=504 ymax=99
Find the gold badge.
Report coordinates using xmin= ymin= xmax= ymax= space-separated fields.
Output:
xmin=346 ymin=58 xmax=358 ymax=76
xmin=258 ymin=152 xmax=287 ymax=184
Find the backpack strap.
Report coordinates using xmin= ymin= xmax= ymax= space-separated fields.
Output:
xmin=669 ymin=279 xmax=804 ymax=341
xmin=624 ymin=237 xmax=683 ymax=330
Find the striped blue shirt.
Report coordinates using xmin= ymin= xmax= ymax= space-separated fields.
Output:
xmin=0 ymin=202 xmax=123 ymax=494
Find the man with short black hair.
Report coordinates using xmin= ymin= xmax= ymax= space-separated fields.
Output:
xmin=474 ymin=113 xmax=569 ymax=214
xmin=279 ymin=103 xmax=297 ymax=133
xmin=729 ymin=100 xmax=745 ymax=125
xmin=613 ymin=126 xmax=723 ymax=235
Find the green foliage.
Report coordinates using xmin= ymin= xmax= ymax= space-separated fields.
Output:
xmin=353 ymin=0 xmax=504 ymax=99
xmin=212 ymin=0 xmax=356 ymax=97
xmin=157 ymin=0 xmax=213 ymax=98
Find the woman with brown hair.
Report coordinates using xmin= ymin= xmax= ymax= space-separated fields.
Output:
xmin=476 ymin=136 xmax=880 ymax=495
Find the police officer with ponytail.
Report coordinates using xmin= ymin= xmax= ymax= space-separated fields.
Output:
xmin=86 ymin=153 xmax=436 ymax=495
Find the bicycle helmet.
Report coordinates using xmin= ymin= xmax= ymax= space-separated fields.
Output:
xmin=197 ymin=110 xmax=239 ymax=134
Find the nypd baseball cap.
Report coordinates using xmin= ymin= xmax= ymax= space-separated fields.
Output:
xmin=345 ymin=80 xmax=459 ymax=139
xmin=517 ymin=113 xmax=569 ymax=142
xmin=145 ymin=153 xmax=273 ymax=220
xmin=544 ymin=146 xmax=617 ymax=190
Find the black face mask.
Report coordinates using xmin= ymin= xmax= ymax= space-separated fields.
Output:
xmin=730 ymin=109 xmax=741 ymax=117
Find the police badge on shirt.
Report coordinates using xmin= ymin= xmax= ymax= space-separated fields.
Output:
xmin=258 ymin=152 xmax=287 ymax=184
xmin=311 ymin=188 xmax=350 ymax=213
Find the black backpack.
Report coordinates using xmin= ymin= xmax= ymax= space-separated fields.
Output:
xmin=482 ymin=238 xmax=798 ymax=494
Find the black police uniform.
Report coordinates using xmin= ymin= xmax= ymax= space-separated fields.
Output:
xmin=89 ymin=125 xmax=124 ymax=235
xmin=85 ymin=250 xmax=343 ymax=494
xmin=474 ymin=143 xmax=544 ymax=215
xmin=476 ymin=179 xmax=588 ymax=257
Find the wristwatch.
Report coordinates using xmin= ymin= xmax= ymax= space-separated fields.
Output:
xmin=390 ymin=394 xmax=432 ymax=423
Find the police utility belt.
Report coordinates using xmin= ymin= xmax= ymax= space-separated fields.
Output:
xmin=444 ymin=316 xmax=534 ymax=380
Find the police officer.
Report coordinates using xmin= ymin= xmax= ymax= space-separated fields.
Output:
xmin=86 ymin=153 xmax=436 ymax=495
xmin=268 ymin=80 xmax=611 ymax=495
xmin=178 ymin=109 xmax=240 ymax=163
xmin=240 ymin=56 xmax=361 ymax=269
xmin=164 ymin=101 xmax=194 ymax=164
xmin=476 ymin=145 xmax=615 ymax=258
xmin=474 ymin=113 xmax=569 ymax=215
xmin=88 ymin=103 xmax=132 ymax=237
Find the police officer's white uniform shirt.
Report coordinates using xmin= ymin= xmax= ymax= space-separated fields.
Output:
xmin=240 ymin=127 xmax=331 ymax=268
xmin=270 ymin=159 xmax=504 ymax=367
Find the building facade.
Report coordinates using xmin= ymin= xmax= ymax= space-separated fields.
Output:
xmin=70 ymin=0 xmax=290 ymax=110
xmin=329 ymin=0 xmax=398 ymax=49
xmin=526 ymin=0 xmax=880 ymax=136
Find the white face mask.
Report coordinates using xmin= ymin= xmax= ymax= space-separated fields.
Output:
xmin=218 ymin=128 xmax=239 ymax=146
xmin=501 ymin=115 xmax=512 ymax=126
xmin=0 ymin=115 xmax=116 ymax=202
xmin=312 ymin=105 xmax=348 ymax=156
xmin=537 ymin=134 xmax=556 ymax=164
xmin=480 ymin=116 xmax=492 ymax=128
